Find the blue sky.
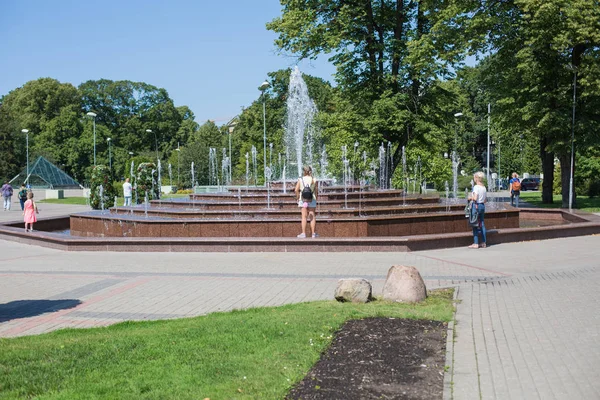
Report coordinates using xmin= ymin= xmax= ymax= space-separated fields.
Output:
xmin=0 ymin=0 xmax=336 ymax=124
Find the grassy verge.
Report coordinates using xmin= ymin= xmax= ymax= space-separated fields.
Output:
xmin=0 ymin=290 xmax=453 ymax=399
xmin=519 ymin=192 xmax=600 ymax=212
xmin=38 ymin=194 xmax=190 ymax=206
xmin=38 ymin=197 xmax=89 ymax=205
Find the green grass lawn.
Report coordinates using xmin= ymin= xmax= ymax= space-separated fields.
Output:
xmin=519 ymin=192 xmax=600 ymax=212
xmin=38 ymin=197 xmax=89 ymax=205
xmin=0 ymin=290 xmax=453 ymax=399
xmin=39 ymin=194 xmax=190 ymax=206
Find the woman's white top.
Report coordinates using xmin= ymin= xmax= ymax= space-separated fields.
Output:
xmin=472 ymin=184 xmax=487 ymax=204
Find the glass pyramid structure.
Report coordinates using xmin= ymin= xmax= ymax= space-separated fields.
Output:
xmin=10 ymin=156 xmax=82 ymax=189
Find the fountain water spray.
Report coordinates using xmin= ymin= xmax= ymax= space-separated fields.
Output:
xmin=191 ymin=162 xmax=195 ymax=192
xmin=168 ymin=163 xmax=172 ymax=188
xmin=157 ymin=160 xmax=161 ymax=199
xmin=99 ymin=185 xmax=104 ymax=211
xmin=452 ymin=151 xmax=460 ymax=199
xmin=379 ymin=143 xmax=387 ymax=189
xmin=251 ymin=145 xmax=258 ymax=186
xmin=245 ymin=152 xmax=249 ymax=192
xmin=401 ymin=146 xmax=407 ymax=205
xmin=389 ymin=143 xmax=394 ymax=185
xmin=209 ymin=148 xmax=217 ymax=186
xmin=284 ymin=67 xmax=319 ymax=177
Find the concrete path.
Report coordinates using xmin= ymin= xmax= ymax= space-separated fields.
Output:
xmin=0 ymin=203 xmax=598 ymax=399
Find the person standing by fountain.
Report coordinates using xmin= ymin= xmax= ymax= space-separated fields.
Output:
xmin=23 ymin=191 xmax=39 ymax=232
xmin=123 ymin=178 xmax=132 ymax=206
xmin=2 ymin=181 xmax=13 ymax=211
xmin=509 ymin=172 xmax=521 ymax=207
xmin=467 ymin=171 xmax=487 ymax=249
xmin=295 ymin=166 xmax=318 ymax=238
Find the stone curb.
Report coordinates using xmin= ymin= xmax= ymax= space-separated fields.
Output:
xmin=443 ymin=285 xmax=460 ymax=400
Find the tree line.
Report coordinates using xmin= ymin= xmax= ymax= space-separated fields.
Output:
xmin=1 ymin=0 xmax=599 ymax=207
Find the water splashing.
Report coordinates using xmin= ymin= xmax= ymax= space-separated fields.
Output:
xmin=285 ymin=67 xmax=318 ymax=177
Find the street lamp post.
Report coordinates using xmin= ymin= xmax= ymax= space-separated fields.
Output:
xmin=86 ymin=112 xmax=97 ymax=165
xmin=453 ymin=112 xmax=463 ymax=152
xmin=107 ymin=138 xmax=112 ymax=170
xmin=21 ymin=129 xmax=30 ymax=183
xmin=147 ymin=129 xmax=158 ymax=161
xmin=568 ymin=65 xmax=578 ymax=212
xmin=259 ymin=80 xmax=270 ymax=185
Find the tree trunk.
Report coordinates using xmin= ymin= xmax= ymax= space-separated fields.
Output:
xmin=364 ymin=0 xmax=380 ymax=85
xmin=391 ymin=0 xmax=405 ymax=91
xmin=540 ymin=135 xmax=554 ymax=204
xmin=559 ymin=153 xmax=576 ymax=208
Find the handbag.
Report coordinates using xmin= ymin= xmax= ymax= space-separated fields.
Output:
xmin=465 ymin=201 xmax=480 ymax=227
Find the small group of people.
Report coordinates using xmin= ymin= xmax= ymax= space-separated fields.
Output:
xmin=1 ymin=181 xmax=38 ymax=231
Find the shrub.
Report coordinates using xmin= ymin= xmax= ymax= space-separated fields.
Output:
xmin=134 ymin=162 xmax=160 ymax=203
xmin=89 ymin=165 xmax=117 ymax=210
xmin=588 ymin=180 xmax=600 ymax=198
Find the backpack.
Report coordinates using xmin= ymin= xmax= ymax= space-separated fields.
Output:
xmin=18 ymin=189 xmax=27 ymax=200
xmin=512 ymin=179 xmax=521 ymax=191
xmin=301 ymin=179 xmax=313 ymax=201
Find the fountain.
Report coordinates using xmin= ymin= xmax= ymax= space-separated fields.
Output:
xmin=14 ymin=67 xmax=594 ymax=253
xmin=168 ymin=163 xmax=173 ymax=188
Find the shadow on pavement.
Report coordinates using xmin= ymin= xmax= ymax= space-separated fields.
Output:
xmin=0 ymin=299 xmax=81 ymax=323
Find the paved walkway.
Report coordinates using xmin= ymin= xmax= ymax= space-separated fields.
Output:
xmin=0 ymin=203 xmax=599 ymax=399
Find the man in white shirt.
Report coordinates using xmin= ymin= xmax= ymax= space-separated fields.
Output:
xmin=123 ymin=178 xmax=133 ymax=206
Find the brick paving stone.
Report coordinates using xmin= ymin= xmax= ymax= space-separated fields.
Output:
xmin=1 ymin=234 xmax=599 ymax=400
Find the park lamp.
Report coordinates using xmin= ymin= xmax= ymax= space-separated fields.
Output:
xmin=259 ymin=80 xmax=270 ymax=92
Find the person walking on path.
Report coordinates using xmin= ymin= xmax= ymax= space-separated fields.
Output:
xmin=467 ymin=171 xmax=487 ymax=249
xmin=17 ymin=184 xmax=28 ymax=211
xmin=294 ymin=166 xmax=318 ymax=238
xmin=123 ymin=178 xmax=132 ymax=206
xmin=23 ymin=191 xmax=39 ymax=232
xmin=509 ymin=172 xmax=521 ymax=207
xmin=1 ymin=181 xmax=13 ymax=211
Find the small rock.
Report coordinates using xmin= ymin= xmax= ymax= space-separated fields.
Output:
xmin=334 ymin=278 xmax=373 ymax=303
xmin=382 ymin=265 xmax=427 ymax=303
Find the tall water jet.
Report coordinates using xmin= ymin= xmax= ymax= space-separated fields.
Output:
xmin=379 ymin=143 xmax=387 ymax=189
xmin=99 ymin=185 xmax=104 ymax=211
xmin=320 ymin=146 xmax=329 ymax=180
xmin=401 ymin=146 xmax=407 ymax=205
xmin=387 ymin=141 xmax=393 ymax=189
xmin=168 ymin=163 xmax=172 ymax=187
xmin=209 ymin=148 xmax=217 ymax=186
xmin=157 ymin=160 xmax=162 ymax=199
xmin=284 ymin=66 xmax=319 ymax=178
xmin=191 ymin=162 xmax=195 ymax=191
xmin=245 ymin=152 xmax=249 ymax=192
xmin=251 ymin=145 xmax=258 ymax=186
xmin=451 ymin=151 xmax=460 ymax=199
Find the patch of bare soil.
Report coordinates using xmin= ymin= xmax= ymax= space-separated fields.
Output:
xmin=287 ymin=318 xmax=448 ymax=400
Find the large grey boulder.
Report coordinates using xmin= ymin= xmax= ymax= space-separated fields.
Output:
xmin=334 ymin=278 xmax=373 ymax=303
xmin=382 ymin=265 xmax=427 ymax=303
